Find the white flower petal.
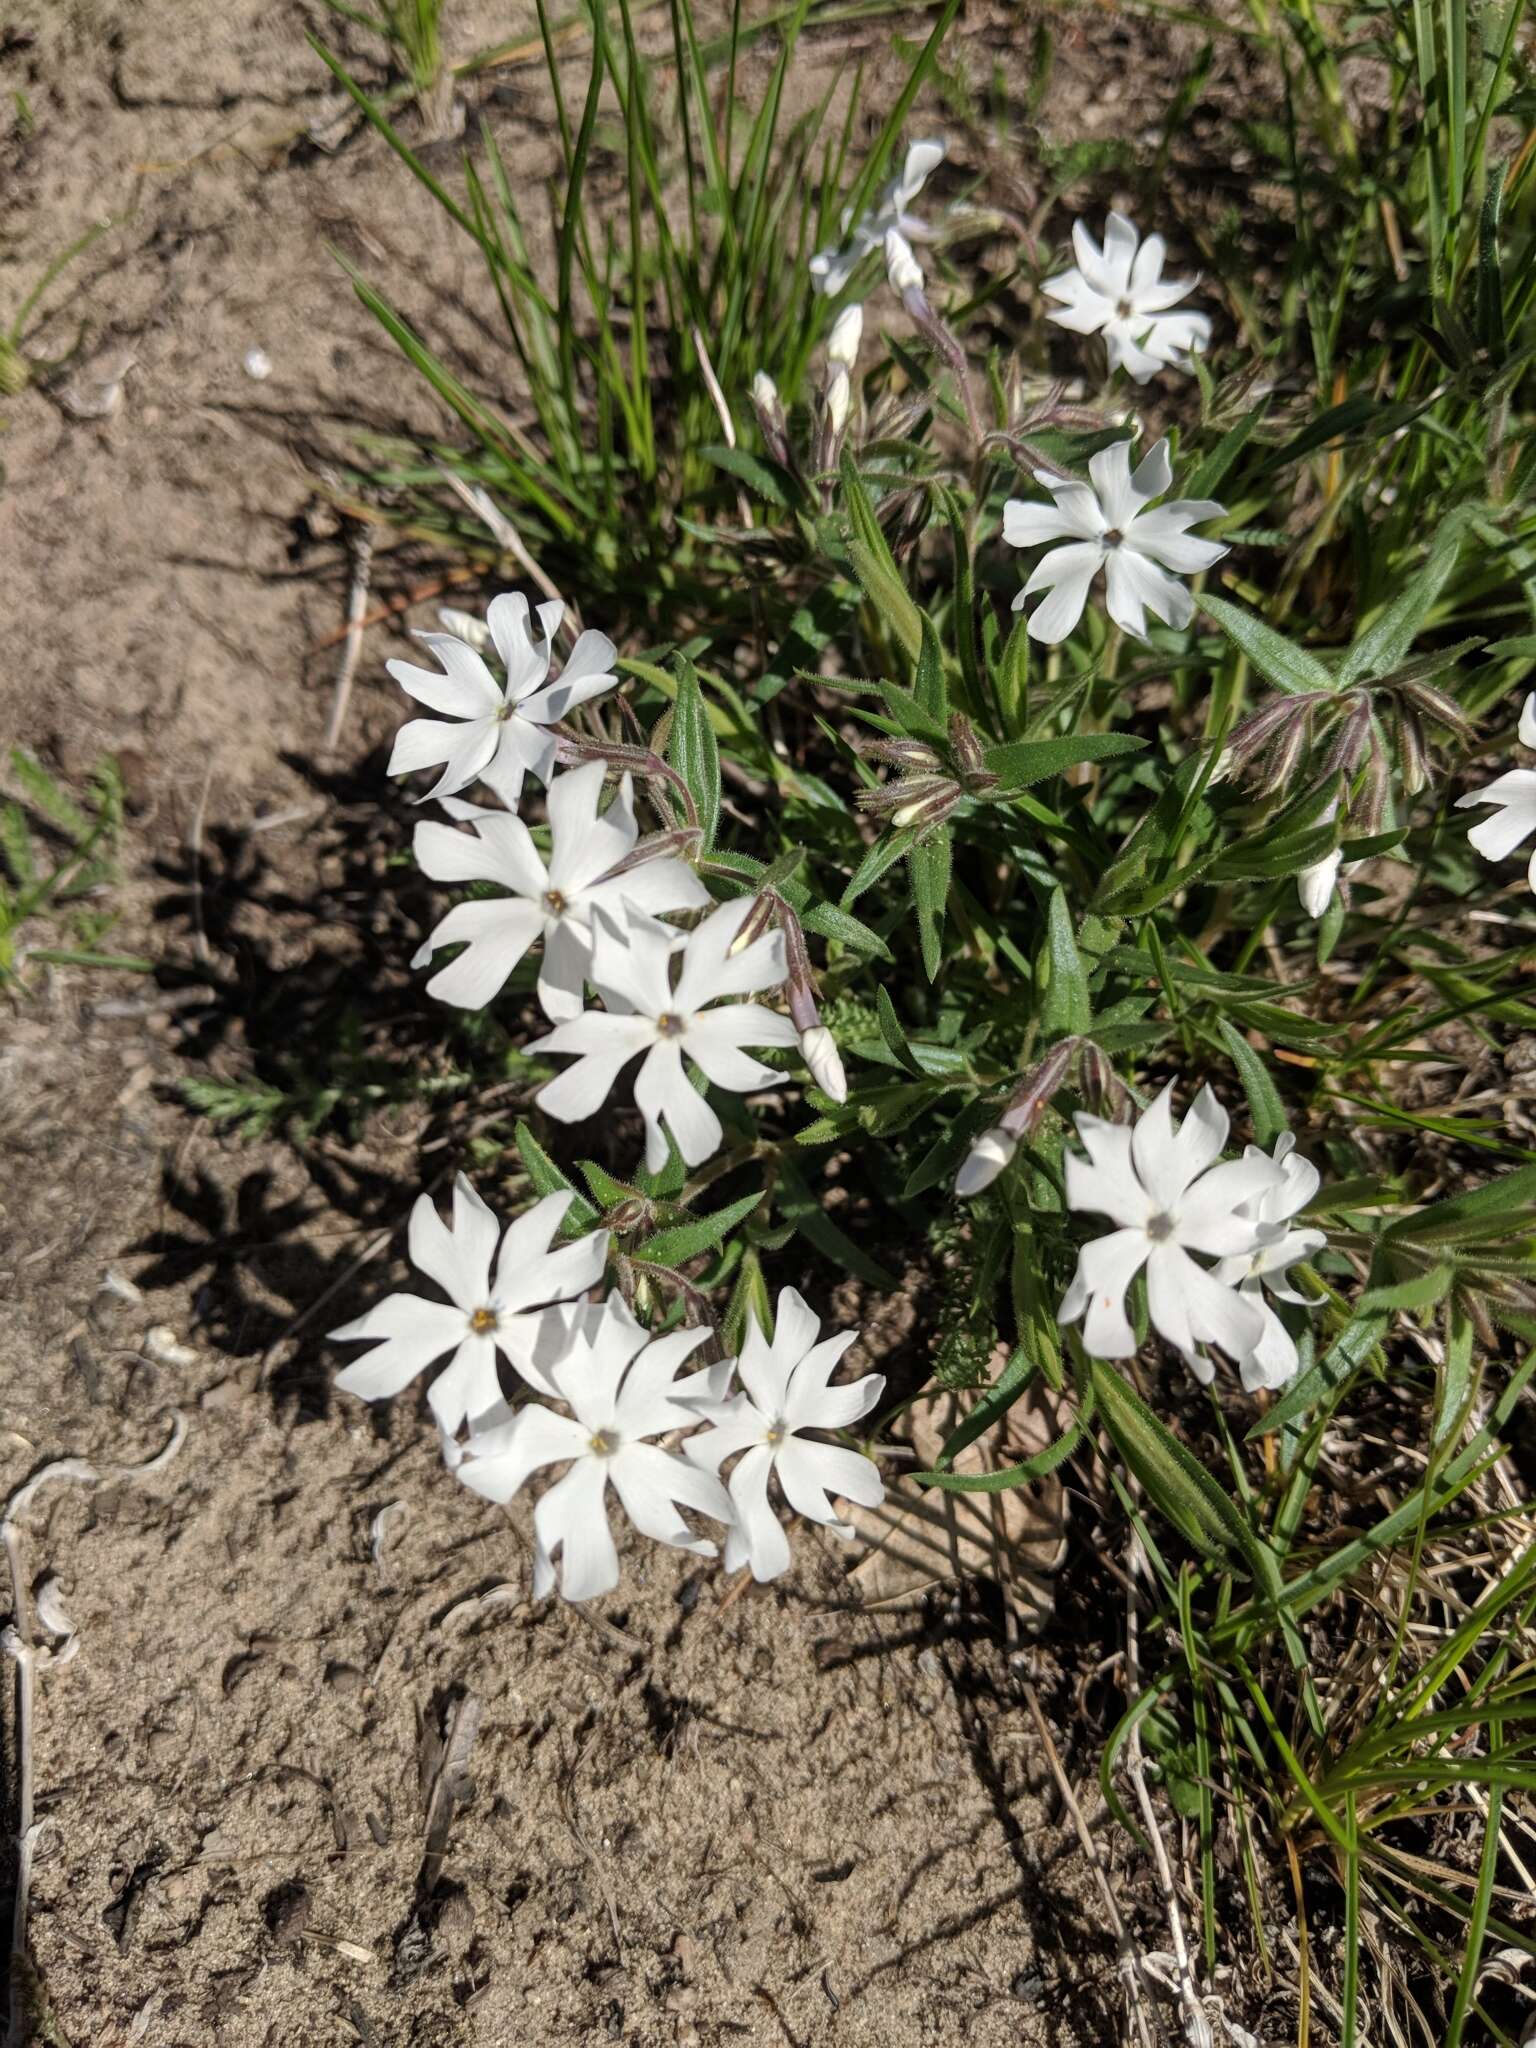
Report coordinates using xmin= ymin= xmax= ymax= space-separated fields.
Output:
xmin=1088 ymin=441 xmax=1139 ymax=530
xmin=1059 ymin=1227 xmax=1151 ymax=1356
xmin=534 ymin=1457 xmax=619 ymax=1601
xmin=634 ymin=1041 xmax=722 ymax=1170
xmin=725 ymin=1442 xmax=792 ymax=1582
xmin=1003 ymin=497 xmax=1090 ymax=549
xmin=387 ymin=647 xmax=501 ymax=720
xmin=456 ymin=1403 xmax=589 ymax=1503
xmin=493 ymin=1192 xmax=607 ymax=1315
xmin=331 ymin=1294 xmax=468 ymax=1401
xmin=425 ymin=1330 xmax=504 ymax=1435
xmin=1023 ymin=542 xmax=1102 ymax=644
xmin=775 ymin=1437 xmax=883 ymax=1524
xmin=1105 ymin=545 xmax=1194 ymax=635
xmin=417 ymin=897 xmax=545 ymax=1008
xmin=609 ymin=1441 xmax=729 ymax=1553
xmin=671 ymin=898 xmax=788 ymax=1010
xmin=1064 ymin=1114 xmax=1153 ymax=1228
xmin=956 ymin=1126 xmax=1018 ymax=1197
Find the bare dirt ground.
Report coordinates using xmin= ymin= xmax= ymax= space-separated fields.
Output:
xmin=0 ymin=3 xmax=1249 ymax=2041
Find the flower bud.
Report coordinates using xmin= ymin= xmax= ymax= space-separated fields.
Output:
xmin=437 ymin=606 xmax=491 ymax=652
xmin=1522 ymin=692 xmax=1536 ymax=751
xmin=956 ymin=1127 xmax=1017 ymax=1198
xmin=728 ymin=892 xmax=778 ymax=953
xmin=824 ymin=364 xmax=851 ymax=437
xmin=799 ymin=1025 xmax=847 ymax=1104
xmin=1001 ymin=1037 xmax=1078 ymax=1139
xmin=884 ymin=227 xmax=924 ymax=296
xmin=1395 ymin=704 xmax=1429 ymax=796
xmin=827 ymin=304 xmax=863 ymax=370
xmin=1298 ymin=847 xmax=1343 ymax=919
xmin=750 ymin=370 xmax=791 ymax=466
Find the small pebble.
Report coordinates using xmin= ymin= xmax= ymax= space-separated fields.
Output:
xmin=243 ymin=347 xmax=272 ymax=380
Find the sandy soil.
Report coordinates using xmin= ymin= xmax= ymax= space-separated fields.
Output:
xmin=0 ymin=2 xmax=1248 ymax=2040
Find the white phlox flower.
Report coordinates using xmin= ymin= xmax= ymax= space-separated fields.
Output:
xmin=411 ymin=762 xmax=709 ymax=1018
xmin=387 ymin=590 xmax=619 ymax=810
xmin=809 ymin=139 xmax=945 ymax=296
xmin=1044 ymin=211 xmax=1212 ymax=383
xmin=1004 ymin=439 xmax=1228 ymax=646
xmin=329 ymin=1177 xmax=609 ymax=1434
xmin=1058 ymin=1085 xmax=1283 ymax=1381
xmin=527 ymin=896 xmax=799 ymax=1172
xmin=454 ymin=1295 xmax=735 ymax=1603
xmin=1455 ymin=692 xmax=1536 ymax=893
xmin=1213 ymin=1134 xmax=1326 ymax=1391
xmin=682 ymin=1288 xmax=884 ymax=1582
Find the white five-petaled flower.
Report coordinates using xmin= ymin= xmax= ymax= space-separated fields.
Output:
xmin=1058 ymin=1085 xmax=1282 ymax=1381
xmin=1455 ymin=692 xmax=1536 ymax=893
xmin=682 ymin=1288 xmax=884 ymax=1582
xmin=1043 ymin=211 xmax=1212 ymax=383
xmin=1212 ymin=1135 xmax=1326 ymax=1391
xmin=387 ymin=591 xmax=619 ymax=811
xmin=809 ymin=139 xmax=945 ymax=296
xmin=411 ymin=762 xmax=709 ymax=1019
xmin=527 ymin=896 xmax=798 ymax=1172
xmin=329 ymin=1178 xmax=609 ymax=1435
xmin=1004 ymin=439 xmax=1228 ymax=645
xmin=453 ymin=1296 xmax=735 ymax=1603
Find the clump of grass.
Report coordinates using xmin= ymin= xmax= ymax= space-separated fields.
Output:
xmin=0 ymin=220 xmax=109 ymax=404
xmin=0 ymin=753 xmax=148 ymax=987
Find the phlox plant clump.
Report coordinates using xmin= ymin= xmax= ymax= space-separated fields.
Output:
xmin=301 ymin=11 xmax=1536 ymax=2024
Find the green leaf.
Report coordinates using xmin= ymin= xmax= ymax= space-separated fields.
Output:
xmin=1217 ymin=1019 xmax=1288 ymax=1149
xmin=914 ymin=611 xmax=948 ymax=725
xmin=1359 ymin=1263 xmax=1455 ymax=1312
xmin=985 ymin=731 xmax=1146 ymax=793
xmin=1197 ymin=594 xmax=1334 ymax=696
xmin=910 ymin=828 xmax=952 ymax=982
xmin=1250 ymin=1312 xmax=1386 ymax=1437
xmin=1338 ymin=508 xmax=1476 ymax=684
xmin=700 ymin=443 xmax=797 ymax=508
xmin=515 ymin=1122 xmax=600 ymax=1233
xmin=1088 ymin=1354 xmax=1280 ymax=1590
xmin=636 ymin=1189 xmax=765 ymax=1267
xmin=801 ymin=900 xmax=892 ymax=961
xmin=841 ymin=824 xmax=918 ymax=909
xmin=668 ymin=653 xmax=721 ymax=849
xmin=578 ymin=1158 xmax=637 ymax=1211
xmin=874 ymin=986 xmax=924 ymax=1077
xmin=840 ymin=450 xmax=922 ymax=662
xmin=1039 ymin=887 xmax=1091 ymax=1038
xmin=1384 ymin=1164 xmax=1536 ymax=1244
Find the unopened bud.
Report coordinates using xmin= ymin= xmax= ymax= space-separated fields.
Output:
xmin=857 ymin=773 xmax=953 ymax=820
xmin=856 ymin=735 xmax=946 ymax=772
xmin=799 ymin=1025 xmax=847 ymax=1104
xmin=437 ymin=606 xmax=491 ymax=651
xmin=607 ymin=1198 xmax=652 ymax=1233
xmin=1396 ymin=704 xmax=1429 ymax=796
xmin=1353 ymin=749 xmax=1390 ymax=835
xmin=884 ymin=228 xmax=924 ymax=296
xmin=888 ymin=782 xmax=962 ymax=832
xmin=730 ymin=892 xmax=778 ymax=953
xmin=750 ymin=370 xmax=791 ymax=465
xmin=1001 ymin=1037 xmax=1078 ymax=1139
xmin=1079 ymin=1043 xmax=1131 ymax=1120
xmin=948 ymin=714 xmax=987 ymax=782
xmin=1322 ymin=696 xmax=1372 ymax=781
xmin=1298 ymin=846 xmax=1342 ymax=919
xmin=824 ymin=364 xmax=851 ymax=437
xmin=827 ymin=305 xmax=863 ymax=370
xmin=1521 ymin=692 xmax=1536 ymax=750
xmin=956 ymin=1128 xmax=1017 ymax=1198
xmin=596 ymin=824 xmax=704 ymax=884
